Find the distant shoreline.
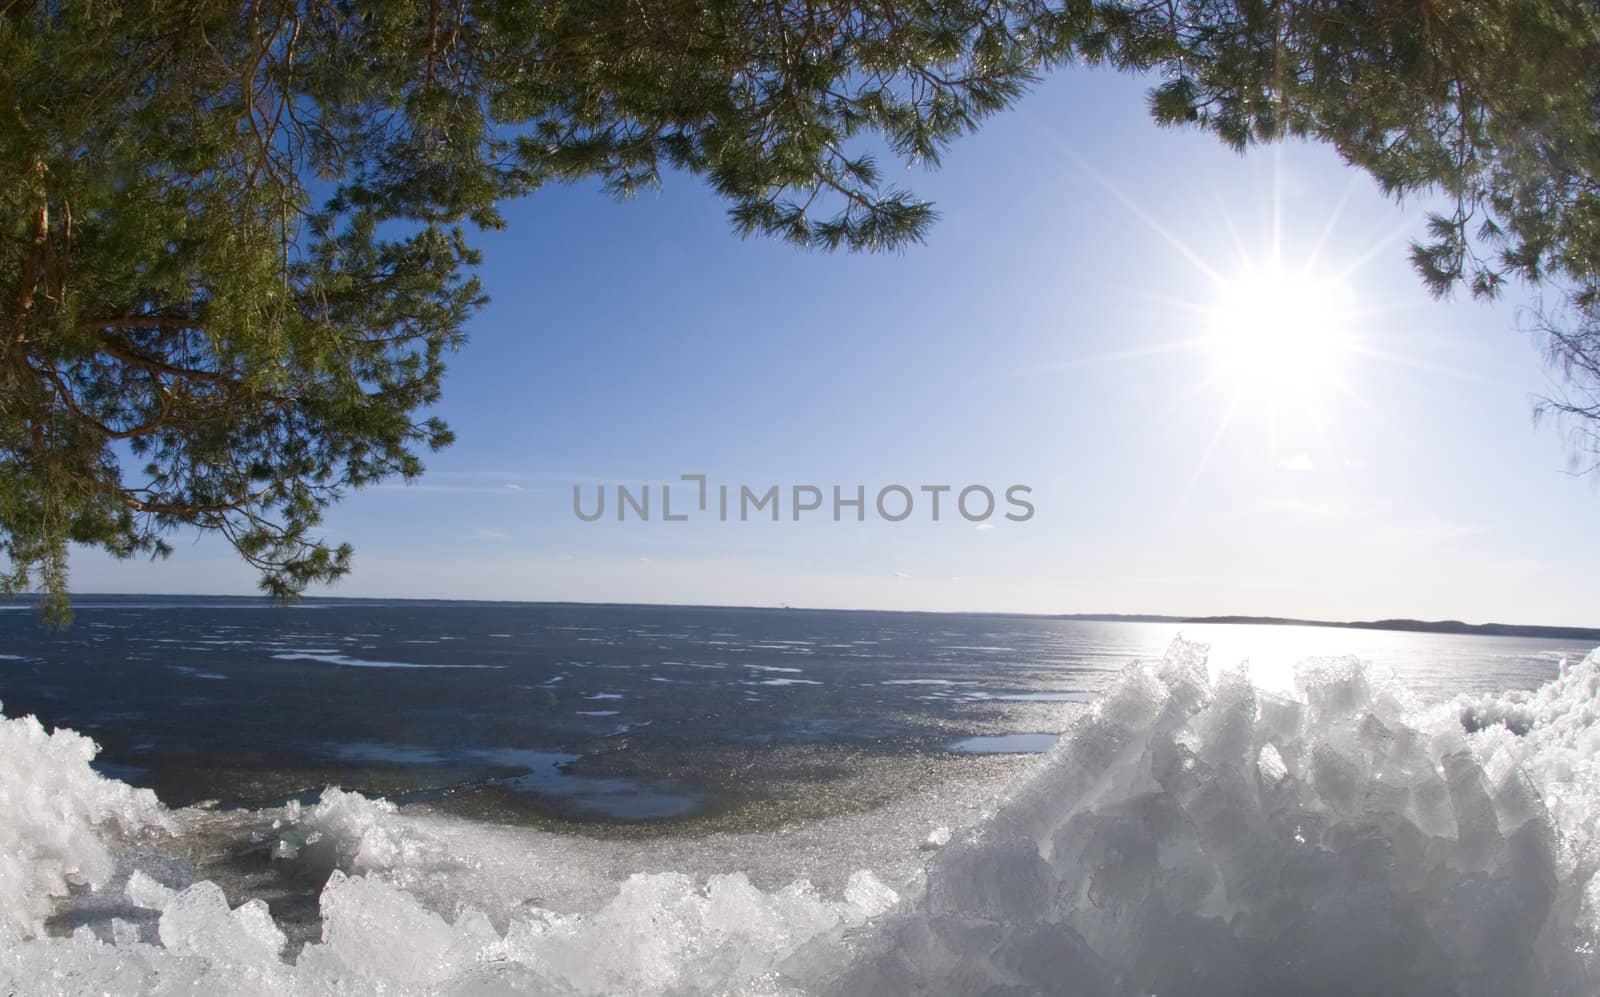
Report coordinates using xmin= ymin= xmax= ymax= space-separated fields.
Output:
xmin=1169 ymin=615 xmax=1600 ymax=643
xmin=9 ymin=592 xmax=1598 ymax=642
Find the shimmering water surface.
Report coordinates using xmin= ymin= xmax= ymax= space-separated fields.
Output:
xmin=0 ymin=596 xmax=1586 ymax=827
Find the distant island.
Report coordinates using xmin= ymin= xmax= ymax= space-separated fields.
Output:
xmin=1056 ymin=613 xmax=1600 ymax=642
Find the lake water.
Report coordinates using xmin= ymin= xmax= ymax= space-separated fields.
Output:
xmin=0 ymin=596 xmax=1584 ymax=826
xmin=4 ymin=596 xmax=1597 ymax=993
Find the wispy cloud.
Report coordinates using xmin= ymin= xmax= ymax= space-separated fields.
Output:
xmin=975 ymin=523 xmax=996 ymax=531
xmin=372 ymin=469 xmax=541 ymax=495
xmin=1279 ymin=454 xmax=1315 ymax=472
xmin=472 ymin=528 xmax=512 ymax=540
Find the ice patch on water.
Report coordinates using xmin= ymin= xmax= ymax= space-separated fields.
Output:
xmin=270 ymin=651 xmax=503 ymax=670
xmin=168 ymin=666 xmax=228 ymax=680
xmin=948 ymin=733 xmax=1059 ymax=754
xmin=5 ymin=639 xmax=1600 ymax=994
xmin=320 ymin=743 xmax=702 ymax=819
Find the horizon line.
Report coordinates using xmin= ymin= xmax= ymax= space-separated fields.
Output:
xmin=9 ymin=591 xmax=1598 ymax=640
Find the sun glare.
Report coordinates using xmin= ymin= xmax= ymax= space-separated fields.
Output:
xmin=1207 ymin=264 xmax=1347 ymax=395
xmin=1041 ymin=140 xmax=1446 ymax=489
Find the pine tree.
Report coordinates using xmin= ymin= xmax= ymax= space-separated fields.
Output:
xmin=1097 ymin=0 xmax=1600 ymax=467
xmin=3 ymin=0 xmax=1596 ymax=623
xmin=0 ymin=0 xmax=1078 ymax=623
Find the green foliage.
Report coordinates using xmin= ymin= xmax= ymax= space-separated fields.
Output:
xmin=1088 ymin=0 xmax=1600 ymax=467
xmin=2 ymin=0 xmax=1596 ymax=624
xmin=0 ymin=0 xmax=1080 ymax=623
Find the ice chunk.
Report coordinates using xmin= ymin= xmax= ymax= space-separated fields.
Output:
xmin=844 ymin=870 xmax=900 ymax=920
xmin=803 ymin=640 xmax=1600 ymax=995
xmin=159 ymin=881 xmax=285 ymax=963
xmin=1256 ymin=742 xmax=1288 ymax=784
xmin=125 ymin=870 xmax=176 ymax=912
xmin=925 ymin=832 xmax=1055 ymax=921
xmin=6 ymin=642 xmax=1600 ymax=995
xmin=302 ymin=870 xmax=473 ymax=989
xmin=1296 ymin=654 xmax=1373 ymax=718
xmin=110 ymin=918 xmax=141 ymax=946
xmin=0 ymin=702 xmax=172 ymax=942
xmin=920 ymin=826 xmax=953 ymax=850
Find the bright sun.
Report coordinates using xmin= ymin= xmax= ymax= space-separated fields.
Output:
xmin=1207 ymin=263 xmax=1348 ymax=396
xmin=1047 ymin=146 xmax=1428 ymax=486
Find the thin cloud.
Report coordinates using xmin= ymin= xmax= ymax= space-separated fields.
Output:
xmin=372 ymin=469 xmax=540 ymax=495
xmin=438 ymin=470 xmax=537 ymax=480
xmin=1279 ymin=454 xmax=1315 ymax=472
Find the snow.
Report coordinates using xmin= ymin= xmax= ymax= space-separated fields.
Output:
xmin=3 ymin=637 xmax=1598 ymax=994
xmin=822 ymin=641 xmax=1600 ymax=994
xmin=0 ymin=706 xmax=171 ymax=944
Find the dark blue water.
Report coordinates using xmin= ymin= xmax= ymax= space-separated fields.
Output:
xmin=0 ymin=598 xmax=1121 ymax=821
xmin=0 ymin=597 xmax=1583 ymax=826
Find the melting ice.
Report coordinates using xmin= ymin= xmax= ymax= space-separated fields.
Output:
xmin=2 ymin=637 xmax=1598 ymax=995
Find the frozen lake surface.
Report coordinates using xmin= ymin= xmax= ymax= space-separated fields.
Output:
xmin=0 ymin=597 xmax=1581 ymax=823
xmin=2 ymin=598 xmax=1596 ymax=993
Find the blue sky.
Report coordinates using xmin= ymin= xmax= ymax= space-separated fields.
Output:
xmin=73 ymin=68 xmax=1600 ymax=626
